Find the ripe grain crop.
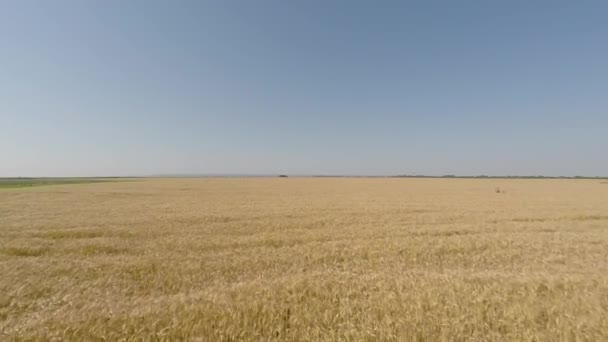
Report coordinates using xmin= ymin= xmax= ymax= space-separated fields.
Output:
xmin=1 ymin=178 xmax=608 ymax=340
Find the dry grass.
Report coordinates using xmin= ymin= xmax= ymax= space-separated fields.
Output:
xmin=1 ymin=178 xmax=608 ymax=341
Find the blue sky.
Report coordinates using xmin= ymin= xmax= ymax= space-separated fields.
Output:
xmin=1 ymin=1 xmax=607 ymax=177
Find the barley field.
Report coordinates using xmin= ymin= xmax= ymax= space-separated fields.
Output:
xmin=1 ymin=178 xmax=607 ymax=341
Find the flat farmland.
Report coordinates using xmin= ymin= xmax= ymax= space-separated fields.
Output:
xmin=1 ymin=178 xmax=607 ymax=340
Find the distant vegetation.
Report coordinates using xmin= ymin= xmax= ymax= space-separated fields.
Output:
xmin=307 ymin=174 xmax=608 ymax=179
xmin=0 ymin=178 xmax=116 ymax=189
xmin=394 ymin=174 xmax=608 ymax=179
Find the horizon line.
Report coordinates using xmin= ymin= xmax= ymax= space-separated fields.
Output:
xmin=1 ymin=174 xmax=607 ymax=180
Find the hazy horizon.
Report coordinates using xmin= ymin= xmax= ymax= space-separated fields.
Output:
xmin=2 ymin=1 xmax=607 ymax=177
xmin=2 ymin=173 xmax=608 ymax=179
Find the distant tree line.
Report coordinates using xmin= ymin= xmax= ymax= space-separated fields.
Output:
xmin=393 ymin=175 xmax=608 ymax=179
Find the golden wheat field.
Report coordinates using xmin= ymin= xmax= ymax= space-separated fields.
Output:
xmin=1 ymin=178 xmax=608 ymax=341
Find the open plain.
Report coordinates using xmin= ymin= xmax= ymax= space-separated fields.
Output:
xmin=1 ymin=178 xmax=607 ymax=340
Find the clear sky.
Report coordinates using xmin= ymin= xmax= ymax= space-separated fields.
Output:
xmin=1 ymin=1 xmax=607 ymax=177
